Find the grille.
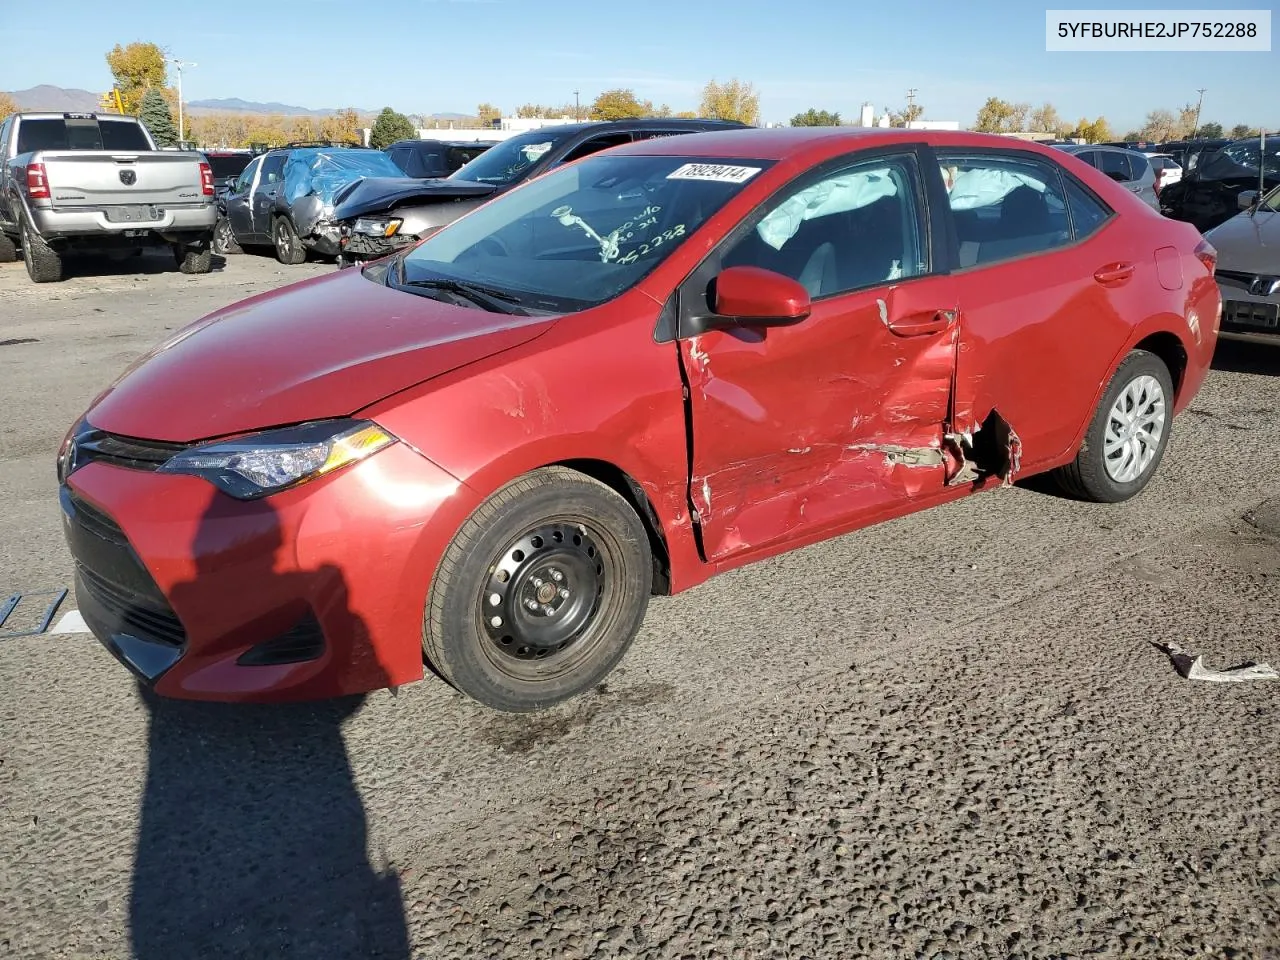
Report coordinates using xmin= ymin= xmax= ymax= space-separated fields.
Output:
xmin=62 ymin=489 xmax=186 ymax=649
xmin=75 ymin=426 xmax=188 ymax=473
xmin=1223 ymin=299 xmax=1280 ymax=330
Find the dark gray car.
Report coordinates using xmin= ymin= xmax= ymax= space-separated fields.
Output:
xmin=1205 ymin=183 xmax=1280 ymax=344
xmin=1055 ymin=144 xmax=1159 ymax=210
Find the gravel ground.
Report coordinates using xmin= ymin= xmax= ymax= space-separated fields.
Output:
xmin=0 ymin=252 xmax=1277 ymax=959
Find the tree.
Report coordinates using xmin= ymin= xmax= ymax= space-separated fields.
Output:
xmin=477 ymin=103 xmax=501 ymax=125
xmin=1140 ymin=108 xmax=1178 ymax=142
xmin=105 ymin=41 xmax=168 ymax=115
xmin=1197 ymin=121 xmax=1224 ymax=139
xmin=791 ymin=108 xmax=841 ymax=127
xmin=973 ymin=97 xmax=1030 ymax=133
xmin=655 ymin=103 xmax=673 ymax=118
xmin=699 ymin=78 xmax=759 ymax=125
xmin=590 ymin=88 xmax=652 ymax=120
xmin=370 ymin=107 xmax=416 ymax=148
xmin=138 ymin=88 xmax=177 ymax=147
xmin=287 ymin=116 xmax=318 ymax=142
xmin=0 ymin=92 xmax=18 ymax=121
xmin=674 ymin=110 xmax=698 ymax=119
xmin=888 ymin=103 xmax=924 ymax=128
xmin=1067 ymin=116 xmax=1112 ymax=143
xmin=1029 ymin=103 xmax=1065 ymax=136
xmin=320 ymin=108 xmax=362 ymax=145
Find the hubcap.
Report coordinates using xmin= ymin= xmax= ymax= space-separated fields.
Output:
xmin=1104 ymin=374 xmax=1166 ymax=483
xmin=479 ymin=522 xmax=607 ymax=672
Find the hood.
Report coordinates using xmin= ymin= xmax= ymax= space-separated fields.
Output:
xmin=334 ymin=177 xmax=498 ymax=221
xmin=86 ymin=266 xmax=555 ymax=443
xmin=1206 ymin=210 xmax=1280 ymax=275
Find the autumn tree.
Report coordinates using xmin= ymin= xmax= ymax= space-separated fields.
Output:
xmin=1067 ymin=116 xmax=1112 ymax=143
xmin=105 ymin=41 xmax=169 ymax=115
xmin=654 ymin=104 xmax=673 ymax=118
xmin=888 ymin=104 xmax=924 ymax=127
xmin=370 ymin=107 xmax=416 ymax=148
xmin=321 ymin=108 xmax=362 ymax=145
xmin=1198 ymin=121 xmax=1224 ymax=138
xmin=1140 ymin=108 xmax=1178 ymax=142
xmin=674 ymin=110 xmax=697 ymax=119
xmin=477 ymin=102 xmax=501 ymax=125
xmin=516 ymin=103 xmax=577 ymax=119
xmin=700 ymin=78 xmax=759 ymax=125
xmin=1175 ymin=103 xmax=1200 ymax=138
xmin=1029 ymin=103 xmax=1065 ymax=136
xmin=0 ymin=92 xmax=18 ymax=120
xmin=1230 ymin=123 xmax=1253 ymax=138
xmin=244 ymin=119 xmax=289 ymax=148
xmin=287 ymin=116 xmax=318 ymax=142
xmin=138 ymin=88 xmax=177 ymax=147
xmin=590 ymin=88 xmax=652 ymax=120
xmin=791 ymin=108 xmax=841 ymax=126
xmin=973 ymin=97 xmax=1030 ymax=133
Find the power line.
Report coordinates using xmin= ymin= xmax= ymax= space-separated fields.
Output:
xmin=1191 ymin=87 xmax=1206 ymax=138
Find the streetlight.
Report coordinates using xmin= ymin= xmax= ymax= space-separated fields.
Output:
xmin=165 ymin=56 xmax=197 ymax=144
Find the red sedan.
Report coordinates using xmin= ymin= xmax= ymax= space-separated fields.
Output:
xmin=58 ymin=128 xmax=1220 ymax=711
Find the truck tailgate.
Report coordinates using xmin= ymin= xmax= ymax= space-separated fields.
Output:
xmin=41 ymin=152 xmax=205 ymax=209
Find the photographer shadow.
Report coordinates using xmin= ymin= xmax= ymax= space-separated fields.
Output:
xmin=129 ymin=494 xmax=410 ymax=960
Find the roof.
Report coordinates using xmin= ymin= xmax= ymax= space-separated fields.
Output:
xmin=612 ymin=126 xmax=1079 ymax=162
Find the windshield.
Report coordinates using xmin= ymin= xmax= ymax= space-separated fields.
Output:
xmin=17 ymin=116 xmax=151 ymax=153
xmin=205 ymin=153 xmax=252 ymax=179
xmin=449 ymin=129 xmax=570 ymax=185
xmin=394 ymin=153 xmax=772 ymax=312
xmin=1199 ymin=139 xmax=1280 ymax=181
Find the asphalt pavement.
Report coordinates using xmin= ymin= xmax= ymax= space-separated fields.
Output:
xmin=1 ymin=251 xmax=1277 ymax=959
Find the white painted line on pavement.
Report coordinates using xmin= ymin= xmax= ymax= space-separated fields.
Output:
xmin=49 ymin=610 xmax=90 ymax=635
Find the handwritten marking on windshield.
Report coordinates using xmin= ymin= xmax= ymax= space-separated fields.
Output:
xmin=551 ymin=204 xmax=681 ymax=263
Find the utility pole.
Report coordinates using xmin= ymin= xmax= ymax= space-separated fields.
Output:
xmin=165 ymin=57 xmax=197 ymax=144
xmin=1192 ymin=87 xmax=1206 ymax=138
xmin=574 ymin=90 xmax=580 ymax=122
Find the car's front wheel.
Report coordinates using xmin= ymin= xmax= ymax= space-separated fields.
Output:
xmin=272 ymin=216 xmax=306 ymax=265
xmin=423 ymin=466 xmax=653 ymax=712
xmin=212 ymin=217 xmax=241 ymax=255
xmin=1053 ymin=349 xmax=1174 ymax=502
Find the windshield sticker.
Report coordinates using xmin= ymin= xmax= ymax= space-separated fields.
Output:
xmin=667 ymin=163 xmax=762 ymax=184
xmin=521 ymin=142 xmax=553 ymax=162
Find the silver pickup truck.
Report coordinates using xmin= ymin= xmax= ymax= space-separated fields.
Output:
xmin=0 ymin=112 xmax=217 ymax=283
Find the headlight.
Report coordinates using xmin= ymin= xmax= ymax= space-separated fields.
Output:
xmin=352 ymin=217 xmax=403 ymax=238
xmin=159 ymin=419 xmax=396 ymax=500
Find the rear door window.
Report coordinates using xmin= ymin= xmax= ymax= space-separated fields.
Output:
xmin=1063 ymin=177 xmax=1113 ymax=239
xmin=1099 ymin=150 xmax=1133 ymax=182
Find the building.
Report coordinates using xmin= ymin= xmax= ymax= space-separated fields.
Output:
xmin=412 ymin=114 xmax=593 ymax=142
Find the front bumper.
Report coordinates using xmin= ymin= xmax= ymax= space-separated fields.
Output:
xmin=338 ymin=229 xmax=417 ymax=263
xmin=1214 ymin=273 xmax=1280 ymax=344
xmin=60 ymin=436 xmax=472 ymax=702
xmin=301 ymin=220 xmax=342 ymax=257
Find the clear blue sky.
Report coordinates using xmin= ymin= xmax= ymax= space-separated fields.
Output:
xmin=2 ymin=0 xmax=1276 ymax=133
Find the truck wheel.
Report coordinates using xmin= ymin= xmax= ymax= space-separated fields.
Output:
xmin=212 ymin=217 xmax=241 ymax=255
xmin=0 ymin=233 xmax=16 ymax=263
xmin=20 ymin=219 xmax=64 ymax=283
xmin=272 ymin=217 xmax=306 ymax=265
xmin=174 ymin=241 xmax=213 ymax=275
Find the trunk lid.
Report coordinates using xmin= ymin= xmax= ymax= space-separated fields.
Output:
xmin=42 ymin=152 xmax=207 ymax=208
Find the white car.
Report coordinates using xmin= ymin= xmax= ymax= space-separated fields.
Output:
xmin=1145 ymin=153 xmax=1183 ymax=197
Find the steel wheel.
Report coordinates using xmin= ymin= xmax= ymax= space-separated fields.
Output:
xmin=1103 ymin=374 xmax=1166 ymax=483
xmin=478 ymin=520 xmax=613 ymax=682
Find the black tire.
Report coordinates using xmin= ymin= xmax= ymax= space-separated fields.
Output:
xmin=0 ymin=232 xmax=16 ymax=263
xmin=1052 ymin=349 xmax=1175 ymax=503
xmin=174 ymin=240 xmax=213 ymax=274
xmin=424 ymin=466 xmax=652 ymax=712
xmin=20 ymin=218 xmax=64 ymax=283
xmin=272 ymin=216 xmax=306 ymax=265
xmin=212 ymin=217 xmax=241 ymax=255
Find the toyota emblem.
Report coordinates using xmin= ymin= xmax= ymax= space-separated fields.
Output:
xmin=119 ymin=169 xmax=137 ymax=186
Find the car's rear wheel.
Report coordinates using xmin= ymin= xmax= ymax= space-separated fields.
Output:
xmin=272 ymin=216 xmax=306 ymax=265
xmin=212 ymin=217 xmax=241 ymax=255
xmin=1053 ymin=349 xmax=1174 ymax=502
xmin=20 ymin=218 xmax=64 ymax=283
xmin=423 ymin=466 xmax=652 ymax=712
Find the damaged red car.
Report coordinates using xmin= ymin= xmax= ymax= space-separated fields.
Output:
xmin=58 ymin=128 xmax=1220 ymax=711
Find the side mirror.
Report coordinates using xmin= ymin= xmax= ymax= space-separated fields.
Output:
xmin=1238 ymin=190 xmax=1260 ymax=211
xmin=700 ymin=265 xmax=811 ymax=331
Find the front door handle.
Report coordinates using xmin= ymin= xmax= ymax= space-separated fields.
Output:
xmin=886 ymin=309 xmax=957 ymax=337
xmin=1094 ymin=262 xmax=1135 ymax=284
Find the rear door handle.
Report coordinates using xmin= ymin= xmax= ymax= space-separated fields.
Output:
xmin=886 ymin=309 xmax=957 ymax=337
xmin=1094 ymin=262 xmax=1135 ymax=284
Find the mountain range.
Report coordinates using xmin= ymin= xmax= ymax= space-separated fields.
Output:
xmin=3 ymin=85 xmax=472 ymax=120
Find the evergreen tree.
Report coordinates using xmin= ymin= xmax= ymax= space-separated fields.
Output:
xmin=139 ymin=88 xmax=177 ymax=147
xmin=369 ymin=107 xmax=416 ymax=149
